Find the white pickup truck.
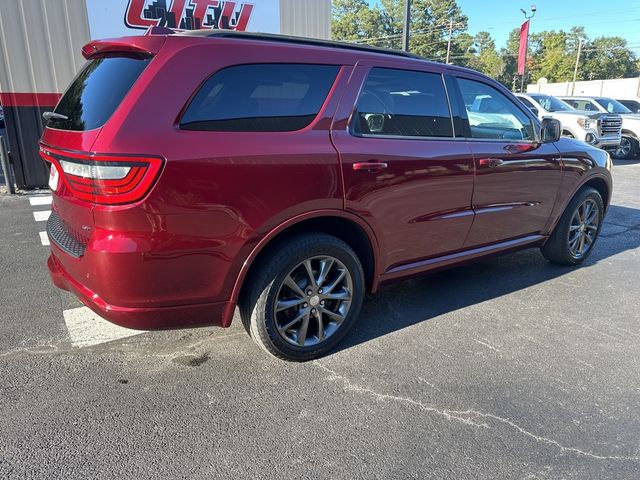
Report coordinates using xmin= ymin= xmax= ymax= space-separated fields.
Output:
xmin=559 ymin=96 xmax=640 ymax=160
xmin=516 ymin=93 xmax=622 ymax=154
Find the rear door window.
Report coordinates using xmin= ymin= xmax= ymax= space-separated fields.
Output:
xmin=352 ymin=67 xmax=453 ymax=138
xmin=48 ymin=56 xmax=150 ymax=131
xmin=180 ymin=64 xmax=340 ymax=132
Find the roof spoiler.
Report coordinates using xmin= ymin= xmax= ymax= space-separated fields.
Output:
xmin=82 ymin=36 xmax=167 ymax=59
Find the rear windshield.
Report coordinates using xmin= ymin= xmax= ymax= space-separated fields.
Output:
xmin=47 ymin=56 xmax=150 ymax=131
xmin=180 ymin=64 xmax=340 ymax=132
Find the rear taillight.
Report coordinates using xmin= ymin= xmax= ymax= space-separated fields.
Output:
xmin=39 ymin=146 xmax=163 ymax=205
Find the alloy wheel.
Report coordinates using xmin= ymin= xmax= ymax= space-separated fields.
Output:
xmin=568 ymin=199 xmax=600 ymax=259
xmin=274 ymin=256 xmax=353 ymax=347
xmin=614 ymin=137 xmax=632 ymax=158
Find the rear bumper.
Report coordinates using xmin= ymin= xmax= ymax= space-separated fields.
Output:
xmin=48 ymin=252 xmax=231 ymax=330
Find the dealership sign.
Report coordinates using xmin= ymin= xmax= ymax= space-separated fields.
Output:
xmin=86 ymin=0 xmax=280 ymax=40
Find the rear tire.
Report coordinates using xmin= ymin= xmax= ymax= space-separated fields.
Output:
xmin=541 ymin=187 xmax=604 ymax=265
xmin=239 ymin=233 xmax=365 ymax=362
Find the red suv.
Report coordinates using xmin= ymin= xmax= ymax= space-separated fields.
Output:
xmin=41 ymin=31 xmax=612 ymax=361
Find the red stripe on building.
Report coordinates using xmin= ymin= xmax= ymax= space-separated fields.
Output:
xmin=0 ymin=92 xmax=61 ymax=107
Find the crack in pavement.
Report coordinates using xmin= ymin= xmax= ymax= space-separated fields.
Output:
xmin=0 ymin=332 xmax=247 ymax=359
xmin=314 ymin=362 xmax=640 ymax=463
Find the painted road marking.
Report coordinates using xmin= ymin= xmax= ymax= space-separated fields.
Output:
xmin=33 ymin=210 xmax=51 ymax=222
xmin=63 ymin=307 xmax=146 ymax=348
xmin=31 ymin=196 xmax=146 ymax=348
xmin=39 ymin=232 xmax=50 ymax=246
xmin=29 ymin=196 xmax=52 ymax=206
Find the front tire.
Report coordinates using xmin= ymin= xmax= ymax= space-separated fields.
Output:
xmin=541 ymin=187 xmax=604 ymax=265
xmin=240 ymin=233 xmax=365 ymax=362
xmin=612 ymin=135 xmax=638 ymax=160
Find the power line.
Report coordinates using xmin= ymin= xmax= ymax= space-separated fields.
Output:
xmin=348 ymin=22 xmax=465 ymax=45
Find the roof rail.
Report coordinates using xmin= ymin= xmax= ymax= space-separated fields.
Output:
xmin=176 ymin=30 xmax=424 ymax=61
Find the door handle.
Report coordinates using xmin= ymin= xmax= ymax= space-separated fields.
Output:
xmin=478 ymin=158 xmax=504 ymax=168
xmin=353 ymin=161 xmax=388 ymax=172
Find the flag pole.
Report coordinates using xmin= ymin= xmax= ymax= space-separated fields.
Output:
xmin=519 ymin=5 xmax=537 ymax=93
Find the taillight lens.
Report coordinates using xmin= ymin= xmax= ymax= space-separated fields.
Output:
xmin=39 ymin=146 xmax=163 ymax=205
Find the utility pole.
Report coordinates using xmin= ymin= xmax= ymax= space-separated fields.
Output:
xmin=571 ymin=39 xmax=583 ymax=95
xmin=445 ymin=19 xmax=454 ymax=64
xmin=402 ymin=0 xmax=411 ymax=52
xmin=520 ymin=5 xmax=537 ymax=93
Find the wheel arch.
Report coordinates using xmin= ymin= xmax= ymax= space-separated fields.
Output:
xmin=621 ymin=129 xmax=639 ymax=139
xmin=544 ymin=172 xmax=611 ymax=242
xmin=583 ymin=176 xmax=611 ymax=208
xmin=222 ymin=210 xmax=381 ymax=327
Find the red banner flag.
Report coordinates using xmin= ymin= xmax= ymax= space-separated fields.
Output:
xmin=518 ymin=20 xmax=530 ymax=76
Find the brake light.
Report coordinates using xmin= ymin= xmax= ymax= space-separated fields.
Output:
xmin=39 ymin=146 xmax=163 ymax=205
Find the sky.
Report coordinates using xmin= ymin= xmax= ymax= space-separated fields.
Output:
xmin=368 ymin=0 xmax=640 ymax=51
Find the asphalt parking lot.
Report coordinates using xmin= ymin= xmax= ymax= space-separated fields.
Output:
xmin=1 ymin=160 xmax=639 ymax=479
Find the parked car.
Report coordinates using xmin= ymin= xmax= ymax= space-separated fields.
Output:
xmin=0 ymin=104 xmax=4 ymax=129
xmin=560 ymin=96 xmax=640 ymax=160
xmin=516 ymin=93 xmax=621 ymax=151
xmin=617 ymin=98 xmax=640 ymax=114
xmin=41 ymin=31 xmax=612 ymax=361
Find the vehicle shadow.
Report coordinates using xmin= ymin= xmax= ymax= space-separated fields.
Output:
xmin=335 ymin=204 xmax=640 ymax=354
xmin=613 ymin=158 xmax=640 ymax=166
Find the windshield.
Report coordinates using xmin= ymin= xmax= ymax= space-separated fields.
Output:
xmin=531 ymin=95 xmax=572 ymax=112
xmin=595 ymin=98 xmax=632 ymax=114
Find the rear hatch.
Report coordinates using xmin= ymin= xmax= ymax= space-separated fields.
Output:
xmin=40 ymin=36 xmax=165 ymax=256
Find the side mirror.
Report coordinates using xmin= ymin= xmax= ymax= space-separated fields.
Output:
xmin=540 ymin=117 xmax=561 ymax=143
xmin=528 ymin=106 xmax=539 ymax=117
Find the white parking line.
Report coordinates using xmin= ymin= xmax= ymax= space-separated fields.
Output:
xmin=63 ymin=307 xmax=146 ymax=348
xmin=39 ymin=232 xmax=50 ymax=246
xmin=29 ymin=196 xmax=52 ymax=206
xmin=33 ymin=210 xmax=51 ymax=222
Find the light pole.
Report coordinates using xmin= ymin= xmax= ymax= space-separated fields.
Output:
xmin=571 ymin=39 xmax=583 ymax=95
xmin=402 ymin=0 xmax=411 ymax=52
xmin=520 ymin=5 xmax=536 ymax=93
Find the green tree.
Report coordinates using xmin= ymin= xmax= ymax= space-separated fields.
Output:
xmin=472 ymin=31 xmax=504 ymax=78
xmin=332 ymin=0 xmax=384 ymax=42
xmin=331 ymin=3 xmax=639 ymax=86
xmin=528 ymin=30 xmax=575 ymax=82
xmin=496 ymin=28 xmax=522 ymax=89
xmin=453 ymin=31 xmax=504 ymax=78
xmin=582 ymin=36 xmax=639 ymax=80
xmin=452 ymin=31 xmax=475 ymax=67
xmin=376 ymin=0 xmax=468 ymax=60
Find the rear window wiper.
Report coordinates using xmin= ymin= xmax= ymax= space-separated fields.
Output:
xmin=43 ymin=111 xmax=68 ymax=121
